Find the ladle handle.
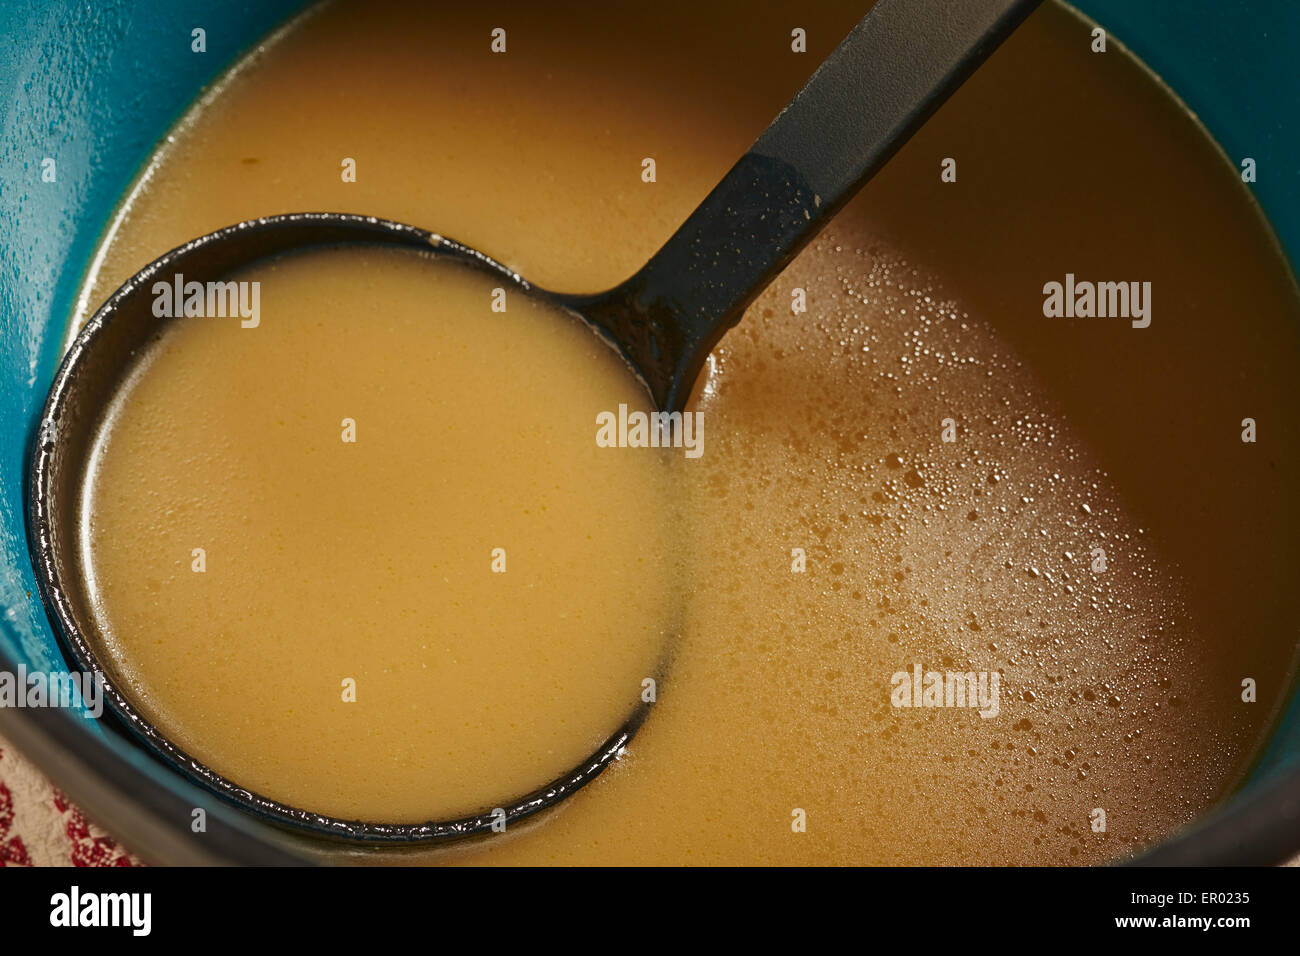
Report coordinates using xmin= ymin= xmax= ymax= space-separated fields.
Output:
xmin=591 ymin=0 xmax=1041 ymax=411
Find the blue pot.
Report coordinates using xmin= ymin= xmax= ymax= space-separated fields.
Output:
xmin=1 ymin=0 xmax=1296 ymax=863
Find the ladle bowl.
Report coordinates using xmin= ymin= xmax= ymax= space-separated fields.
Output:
xmin=28 ymin=213 xmax=663 ymax=841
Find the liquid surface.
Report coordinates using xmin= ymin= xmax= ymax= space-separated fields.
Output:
xmin=84 ymin=248 xmax=677 ymax=821
xmin=74 ymin=0 xmax=1300 ymax=863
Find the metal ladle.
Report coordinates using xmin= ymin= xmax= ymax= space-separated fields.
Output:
xmin=28 ymin=0 xmax=1040 ymax=842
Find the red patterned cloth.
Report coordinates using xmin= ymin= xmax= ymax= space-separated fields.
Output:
xmin=0 ymin=736 xmax=141 ymax=867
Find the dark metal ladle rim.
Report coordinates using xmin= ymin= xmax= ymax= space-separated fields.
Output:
xmin=26 ymin=212 xmax=652 ymax=844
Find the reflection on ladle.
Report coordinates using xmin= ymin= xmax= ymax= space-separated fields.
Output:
xmin=29 ymin=0 xmax=1041 ymax=841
